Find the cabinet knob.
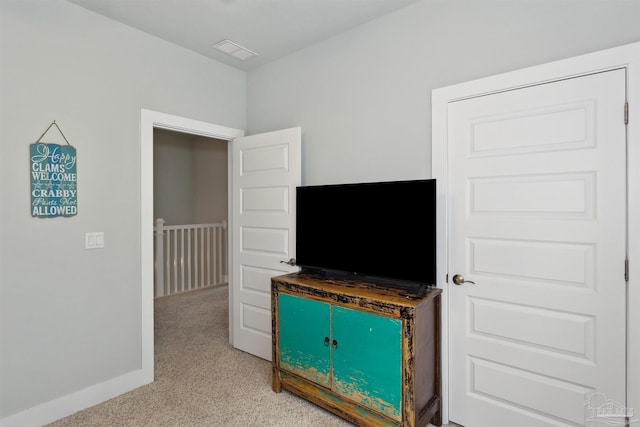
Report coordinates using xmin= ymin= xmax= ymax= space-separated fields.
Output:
xmin=324 ymin=336 xmax=330 ymax=346
xmin=332 ymin=339 xmax=338 ymax=349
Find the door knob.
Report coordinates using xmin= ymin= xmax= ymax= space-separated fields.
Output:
xmin=279 ymin=258 xmax=297 ymax=266
xmin=452 ymin=274 xmax=475 ymax=286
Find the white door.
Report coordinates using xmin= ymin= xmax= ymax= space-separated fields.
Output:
xmin=448 ymin=70 xmax=627 ymax=426
xmin=230 ymin=127 xmax=301 ymax=361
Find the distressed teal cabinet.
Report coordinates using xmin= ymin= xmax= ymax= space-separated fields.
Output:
xmin=332 ymin=305 xmax=402 ymax=418
xmin=278 ymin=294 xmax=331 ymax=387
xmin=278 ymin=294 xmax=403 ymax=418
xmin=272 ymin=272 xmax=442 ymax=427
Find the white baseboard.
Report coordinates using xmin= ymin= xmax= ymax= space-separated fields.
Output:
xmin=0 ymin=368 xmax=153 ymax=427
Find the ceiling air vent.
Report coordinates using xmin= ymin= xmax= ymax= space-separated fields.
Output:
xmin=213 ymin=39 xmax=259 ymax=61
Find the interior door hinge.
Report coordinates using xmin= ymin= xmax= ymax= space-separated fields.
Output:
xmin=625 ymin=259 xmax=629 ymax=282
xmin=446 ymin=273 xmax=449 ymax=284
xmin=624 ymin=102 xmax=629 ymax=125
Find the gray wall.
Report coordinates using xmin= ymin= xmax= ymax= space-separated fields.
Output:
xmin=153 ymin=130 xmax=228 ymax=225
xmin=247 ymin=0 xmax=640 ymax=186
xmin=0 ymin=0 xmax=245 ymax=419
xmin=154 ymin=129 xmax=196 ymax=225
xmin=193 ymin=136 xmax=228 ymax=224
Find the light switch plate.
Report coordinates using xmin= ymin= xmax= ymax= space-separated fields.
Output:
xmin=85 ymin=232 xmax=104 ymax=249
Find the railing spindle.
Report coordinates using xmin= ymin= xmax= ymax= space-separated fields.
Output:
xmin=206 ymin=227 xmax=211 ymax=286
xmin=180 ymin=228 xmax=185 ymax=292
xmin=186 ymin=228 xmax=191 ymax=290
xmin=199 ymin=227 xmax=204 ymax=288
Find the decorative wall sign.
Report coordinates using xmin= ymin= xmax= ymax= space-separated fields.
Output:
xmin=30 ymin=121 xmax=77 ymax=218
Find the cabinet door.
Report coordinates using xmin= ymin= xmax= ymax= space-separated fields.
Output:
xmin=332 ymin=306 xmax=402 ymax=420
xmin=277 ymin=293 xmax=331 ymax=387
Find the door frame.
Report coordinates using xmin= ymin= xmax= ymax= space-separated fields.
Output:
xmin=140 ymin=109 xmax=244 ymax=378
xmin=432 ymin=42 xmax=640 ymax=424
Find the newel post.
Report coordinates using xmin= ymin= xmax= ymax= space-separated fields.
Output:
xmin=155 ymin=218 xmax=165 ymax=297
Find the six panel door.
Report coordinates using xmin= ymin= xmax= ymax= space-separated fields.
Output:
xmin=448 ymin=69 xmax=627 ymax=427
xmin=231 ymin=127 xmax=301 ymax=361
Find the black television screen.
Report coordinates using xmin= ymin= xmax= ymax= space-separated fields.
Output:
xmin=295 ymin=179 xmax=436 ymax=288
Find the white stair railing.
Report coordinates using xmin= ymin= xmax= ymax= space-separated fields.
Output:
xmin=154 ymin=218 xmax=227 ymax=298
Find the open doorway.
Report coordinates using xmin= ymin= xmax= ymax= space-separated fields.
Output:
xmin=140 ymin=109 xmax=244 ymax=382
xmin=153 ymin=128 xmax=228 ymax=297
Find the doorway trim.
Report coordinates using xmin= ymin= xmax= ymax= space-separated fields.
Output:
xmin=432 ymin=42 xmax=640 ymax=424
xmin=140 ymin=109 xmax=244 ymax=379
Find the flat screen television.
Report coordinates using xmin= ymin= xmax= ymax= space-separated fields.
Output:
xmin=295 ymin=178 xmax=436 ymax=294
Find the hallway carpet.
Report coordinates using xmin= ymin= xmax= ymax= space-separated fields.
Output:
xmin=47 ymin=285 xmax=449 ymax=427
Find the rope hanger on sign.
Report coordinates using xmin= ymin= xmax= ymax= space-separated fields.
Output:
xmin=35 ymin=120 xmax=73 ymax=146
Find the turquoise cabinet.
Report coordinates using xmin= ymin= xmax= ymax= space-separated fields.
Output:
xmin=278 ymin=293 xmax=331 ymax=387
xmin=272 ymin=272 xmax=442 ymax=427
xmin=278 ymin=294 xmax=403 ymax=419
xmin=332 ymin=306 xmax=402 ymax=419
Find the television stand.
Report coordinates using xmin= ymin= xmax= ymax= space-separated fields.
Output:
xmin=271 ymin=272 xmax=442 ymax=427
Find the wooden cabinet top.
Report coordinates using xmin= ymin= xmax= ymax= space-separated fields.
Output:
xmin=272 ymin=272 xmax=441 ymax=311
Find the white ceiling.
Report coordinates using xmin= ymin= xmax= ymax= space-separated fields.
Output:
xmin=67 ymin=0 xmax=420 ymax=71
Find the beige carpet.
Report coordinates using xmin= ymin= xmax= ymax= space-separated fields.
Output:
xmin=47 ymin=285 xmax=450 ymax=427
